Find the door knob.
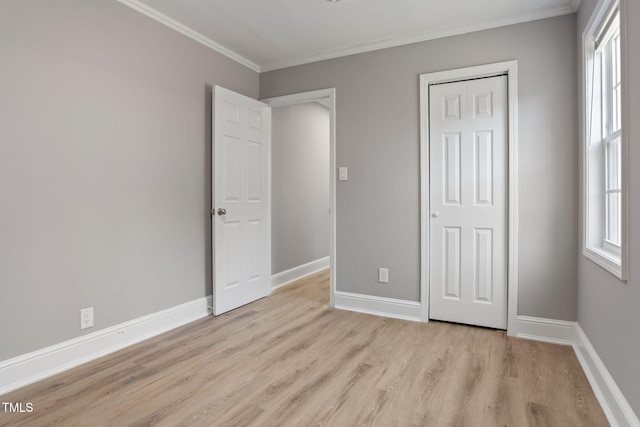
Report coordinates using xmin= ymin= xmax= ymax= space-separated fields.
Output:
xmin=431 ymin=212 xmax=439 ymax=218
xmin=217 ymin=208 xmax=227 ymax=216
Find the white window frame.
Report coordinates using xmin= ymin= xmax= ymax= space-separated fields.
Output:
xmin=582 ymin=0 xmax=628 ymax=280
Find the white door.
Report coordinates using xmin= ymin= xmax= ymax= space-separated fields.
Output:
xmin=213 ymin=86 xmax=271 ymax=315
xmin=429 ymin=75 xmax=507 ymax=329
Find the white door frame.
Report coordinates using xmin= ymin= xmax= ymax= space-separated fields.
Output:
xmin=261 ymin=89 xmax=337 ymax=308
xmin=420 ymin=61 xmax=519 ymax=335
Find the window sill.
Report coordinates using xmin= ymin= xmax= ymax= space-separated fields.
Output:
xmin=584 ymin=245 xmax=626 ymax=281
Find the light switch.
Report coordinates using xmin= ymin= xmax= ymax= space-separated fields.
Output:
xmin=339 ymin=167 xmax=348 ymax=181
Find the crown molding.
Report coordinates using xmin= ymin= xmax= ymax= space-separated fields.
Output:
xmin=261 ymin=5 xmax=578 ymax=72
xmin=115 ymin=0 xmax=261 ymax=73
xmin=573 ymin=0 xmax=583 ymax=12
xmin=116 ymin=0 xmax=580 ymax=74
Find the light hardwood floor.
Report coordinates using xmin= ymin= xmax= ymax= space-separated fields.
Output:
xmin=0 ymin=270 xmax=608 ymax=426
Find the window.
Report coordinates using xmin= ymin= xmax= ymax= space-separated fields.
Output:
xmin=599 ymin=10 xmax=621 ymax=252
xmin=583 ymin=0 xmax=628 ymax=280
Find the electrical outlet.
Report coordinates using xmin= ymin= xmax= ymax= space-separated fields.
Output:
xmin=378 ymin=268 xmax=389 ymax=283
xmin=339 ymin=167 xmax=348 ymax=181
xmin=80 ymin=307 xmax=94 ymax=330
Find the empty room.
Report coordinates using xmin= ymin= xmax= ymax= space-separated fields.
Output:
xmin=1 ymin=0 xmax=639 ymax=426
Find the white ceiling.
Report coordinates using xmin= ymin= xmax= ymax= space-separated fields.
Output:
xmin=120 ymin=0 xmax=581 ymax=72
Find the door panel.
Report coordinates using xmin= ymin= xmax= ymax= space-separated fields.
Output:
xmin=443 ymin=133 xmax=462 ymax=205
xmin=213 ymin=86 xmax=271 ymax=315
xmin=247 ymin=141 xmax=262 ymax=201
xmin=223 ymin=136 xmax=241 ymax=202
xmin=474 ymin=131 xmax=494 ymax=205
xmin=443 ymin=227 xmax=461 ymax=299
xmin=474 ymin=228 xmax=493 ymax=303
xmin=429 ymin=76 xmax=507 ymax=329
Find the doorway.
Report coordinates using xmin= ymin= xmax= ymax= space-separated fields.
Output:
xmin=270 ymin=102 xmax=330 ymax=289
xmin=262 ymin=89 xmax=337 ymax=307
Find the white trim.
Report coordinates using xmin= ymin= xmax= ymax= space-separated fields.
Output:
xmin=261 ymin=89 xmax=334 ymax=108
xmin=585 ymin=246 xmax=625 ymax=279
xmin=115 ymin=0 xmax=260 ymax=72
xmin=261 ymin=88 xmax=337 ymax=308
xmin=618 ymin=0 xmax=629 ymax=281
xmin=271 ymin=257 xmax=330 ymax=290
xmin=334 ymin=292 xmax=422 ymax=322
xmin=512 ymin=317 xmax=640 ymax=426
xmin=514 ymin=315 xmax=578 ymax=346
xmin=574 ymin=325 xmax=640 ymax=427
xmin=419 ymin=61 xmax=519 ymax=336
xmin=261 ymin=8 xmax=577 ymax=72
xmin=0 ymin=296 xmax=212 ymax=397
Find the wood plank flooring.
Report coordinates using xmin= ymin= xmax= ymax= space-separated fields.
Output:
xmin=0 ymin=270 xmax=608 ymax=426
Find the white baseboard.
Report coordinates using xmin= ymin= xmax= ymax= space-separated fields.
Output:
xmin=573 ymin=325 xmax=640 ymax=427
xmin=513 ymin=315 xmax=639 ymax=427
xmin=334 ymin=291 xmax=422 ymax=322
xmin=514 ymin=315 xmax=578 ymax=346
xmin=271 ymin=256 xmax=330 ymax=290
xmin=0 ymin=296 xmax=212 ymax=397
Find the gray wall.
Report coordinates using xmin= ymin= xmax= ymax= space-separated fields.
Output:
xmin=577 ymin=0 xmax=640 ymax=415
xmin=0 ymin=0 xmax=258 ymax=360
xmin=261 ymin=15 xmax=579 ymax=319
xmin=271 ymin=103 xmax=330 ymax=274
